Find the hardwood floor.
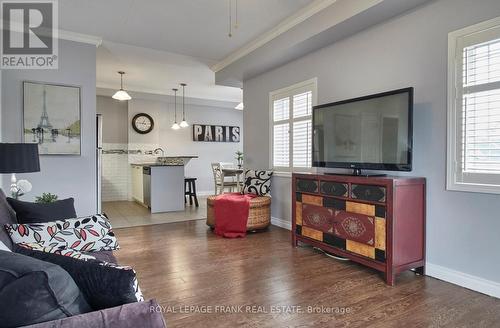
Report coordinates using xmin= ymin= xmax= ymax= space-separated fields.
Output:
xmin=114 ymin=221 xmax=500 ymax=328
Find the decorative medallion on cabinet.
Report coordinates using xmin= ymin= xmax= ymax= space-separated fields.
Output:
xmin=292 ymin=173 xmax=425 ymax=285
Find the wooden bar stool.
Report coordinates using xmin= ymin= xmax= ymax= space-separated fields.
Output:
xmin=184 ymin=177 xmax=199 ymax=207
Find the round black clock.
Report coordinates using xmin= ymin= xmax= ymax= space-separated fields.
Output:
xmin=132 ymin=113 xmax=154 ymax=134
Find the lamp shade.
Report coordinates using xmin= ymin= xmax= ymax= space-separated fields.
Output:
xmin=0 ymin=143 xmax=40 ymax=173
xmin=112 ymin=89 xmax=132 ymax=101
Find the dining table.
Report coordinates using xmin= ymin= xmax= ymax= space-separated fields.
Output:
xmin=221 ymin=167 xmax=244 ymax=192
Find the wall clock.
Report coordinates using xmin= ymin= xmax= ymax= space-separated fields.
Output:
xmin=132 ymin=113 xmax=154 ymax=134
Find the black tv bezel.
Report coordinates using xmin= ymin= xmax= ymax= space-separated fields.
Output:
xmin=312 ymin=87 xmax=414 ymax=172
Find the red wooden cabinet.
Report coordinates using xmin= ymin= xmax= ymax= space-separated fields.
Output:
xmin=292 ymin=173 xmax=426 ymax=285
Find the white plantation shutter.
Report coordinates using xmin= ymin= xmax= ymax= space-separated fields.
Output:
xmin=271 ymin=80 xmax=316 ymax=171
xmin=293 ymin=120 xmax=312 ymax=167
xmin=273 ymin=123 xmax=289 ymax=167
xmin=274 ymin=98 xmax=290 ymax=121
xmin=448 ymin=18 xmax=500 ymax=194
xmin=462 ymin=39 xmax=500 ymax=173
xmin=293 ymin=92 xmax=312 ymax=118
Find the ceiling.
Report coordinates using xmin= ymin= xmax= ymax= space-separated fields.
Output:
xmin=59 ymin=0 xmax=315 ymax=102
xmin=96 ymin=41 xmax=243 ymax=102
xmin=59 ymin=0 xmax=314 ymax=61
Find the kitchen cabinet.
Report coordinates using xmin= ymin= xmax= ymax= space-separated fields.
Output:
xmin=131 ymin=165 xmax=144 ymax=203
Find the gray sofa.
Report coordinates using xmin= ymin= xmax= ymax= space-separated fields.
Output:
xmin=0 ymin=189 xmax=166 ymax=328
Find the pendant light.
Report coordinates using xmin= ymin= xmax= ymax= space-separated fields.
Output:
xmin=112 ymin=71 xmax=132 ymax=101
xmin=171 ymin=88 xmax=180 ymax=130
xmin=179 ymin=83 xmax=189 ymax=128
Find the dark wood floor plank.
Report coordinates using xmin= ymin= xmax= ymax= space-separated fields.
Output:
xmin=114 ymin=221 xmax=499 ymax=328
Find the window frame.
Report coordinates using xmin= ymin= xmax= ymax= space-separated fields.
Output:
xmin=269 ymin=78 xmax=317 ymax=174
xmin=447 ymin=16 xmax=500 ymax=194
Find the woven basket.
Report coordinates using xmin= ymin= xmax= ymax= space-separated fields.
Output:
xmin=206 ymin=195 xmax=271 ymax=231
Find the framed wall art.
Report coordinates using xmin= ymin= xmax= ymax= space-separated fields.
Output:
xmin=23 ymin=81 xmax=81 ymax=155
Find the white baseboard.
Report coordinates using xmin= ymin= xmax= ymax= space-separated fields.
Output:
xmin=426 ymin=263 xmax=500 ymax=299
xmin=271 ymin=217 xmax=292 ymax=230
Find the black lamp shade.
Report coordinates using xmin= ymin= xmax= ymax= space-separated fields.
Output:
xmin=0 ymin=143 xmax=40 ymax=173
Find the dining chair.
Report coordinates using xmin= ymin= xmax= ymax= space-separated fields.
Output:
xmin=211 ymin=163 xmax=239 ymax=194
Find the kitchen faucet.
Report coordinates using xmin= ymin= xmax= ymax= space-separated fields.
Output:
xmin=154 ymin=148 xmax=165 ymax=157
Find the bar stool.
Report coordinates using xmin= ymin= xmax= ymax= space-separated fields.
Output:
xmin=184 ymin=177 xmax=199 ymax=207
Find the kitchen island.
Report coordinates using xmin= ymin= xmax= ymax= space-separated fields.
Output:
xmin=131 ymin=156 xmax=197 ymax=213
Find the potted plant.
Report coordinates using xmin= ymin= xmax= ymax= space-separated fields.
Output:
xmin=235 ymin=151 xmax=244 ymax=169
xmin=35 ymin=193 xmax=59 ymax=204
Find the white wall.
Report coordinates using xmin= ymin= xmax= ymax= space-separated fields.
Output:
xmin=1 ymin=40 xmax=97 ymax=216
xmin=128 ymin=98 xmax=244 ymax=194
xmin=243 ymin=0 xmax=500 ymax=288
xmin=96 ymin=96 xmax=128 ymax=144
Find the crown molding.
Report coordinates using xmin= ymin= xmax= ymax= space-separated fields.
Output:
xmin=59 ymin=30 xmax=102 ymax=47
xmin=211 ymin=0 xmax=337 ymax=73
xmin=0 ymin=20 xmax=102 ymax=47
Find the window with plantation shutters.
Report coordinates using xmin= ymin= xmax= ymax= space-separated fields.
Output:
xmin=448 ymin=17 xmax=500 ymax=194
xmin=270 ymin=79 xmax=317 ymax=171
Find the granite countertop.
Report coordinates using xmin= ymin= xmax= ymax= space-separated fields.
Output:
xmin=131 ymin=155 xmax=198 ymax=167
xmin=131 ymin=163 xmax=184 ymax=167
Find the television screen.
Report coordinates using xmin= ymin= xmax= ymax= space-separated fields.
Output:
xmin=312 ymin=88 xmax=413 ymax=171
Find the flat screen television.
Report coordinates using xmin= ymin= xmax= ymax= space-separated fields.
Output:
xmin=312 ymin=87 xmax=413 ymax=175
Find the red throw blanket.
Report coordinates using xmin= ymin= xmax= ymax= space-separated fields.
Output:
xmin=214 ymin=192 xmax=257 ymax=238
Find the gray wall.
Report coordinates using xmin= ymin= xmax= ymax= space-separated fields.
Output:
xmin=96 ymin=96 xmax=128 ymax=144
xmin=127 ymin=97 xmax=244 ymax=193
xmin=243 ymin=0 xmax=500 ymax=283
xmin=1 ymin=40 xmax=97 ymax=216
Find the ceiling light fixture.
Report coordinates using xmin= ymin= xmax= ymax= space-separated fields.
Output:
xmin=171 ymin=88 xmax=180 ymax=130
xmin=179 ymin=83 xmax=189 ymax=128
xmin=228 ymin=0 xmax=239 ymax=38
xmin=112 ymin=71 xmax=132 ymax=101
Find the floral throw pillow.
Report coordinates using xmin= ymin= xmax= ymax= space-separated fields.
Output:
xmin=5 ymin=214 xmax=119 ymax=252
xmin=242 ymin=170 xmax=273 ymax=196
xmin=16 ymin=242 xmax=97 ymax=260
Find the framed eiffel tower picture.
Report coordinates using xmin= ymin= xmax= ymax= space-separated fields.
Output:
xmin=23 ymin=81 xmax=81 ymax=155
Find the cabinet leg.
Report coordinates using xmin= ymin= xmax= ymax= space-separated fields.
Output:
xmin=385 ymin=272 xmax=395 ymax=286
xmin=414 ymin=266 xmax=425 ymax=276
xmin=292 ymin=235 xmax=298 ymax=247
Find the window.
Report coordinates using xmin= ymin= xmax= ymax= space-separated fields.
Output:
xmin=448 ymin=17 xmax=500 ymax=194
xmin=270 ymin=79 xmax=317 ymax=172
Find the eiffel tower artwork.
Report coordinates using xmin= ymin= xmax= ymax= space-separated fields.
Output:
xmin=37 ymin=86 xmax=53 ymax=131
xmin=24 ymin=82 xmax=81 ymax=155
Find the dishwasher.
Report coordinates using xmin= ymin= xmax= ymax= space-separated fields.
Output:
xmin=143 ymin=166 xmax=151 ymax=208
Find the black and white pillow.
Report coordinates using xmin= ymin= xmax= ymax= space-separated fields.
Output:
xmin=242 ymin=170 xmax=273 ymax=196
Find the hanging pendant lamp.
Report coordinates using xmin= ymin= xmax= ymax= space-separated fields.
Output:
xmin=179 ymin=83 xmax=189 ymax=128
xmin=171 ymin=88 xmax=180 ymax=130
xmin=112 ymin=71 xmax=132 ymax=101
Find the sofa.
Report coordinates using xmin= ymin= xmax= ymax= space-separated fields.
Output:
xmin=0 ymin=189 xmax=167 ymax=328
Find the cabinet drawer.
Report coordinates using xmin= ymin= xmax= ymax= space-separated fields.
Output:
xmin=296 ymin=179 xmax=318 ymax=193
xmin=351 ymin=184 xmax=386 ymax=202
xmin=320 ymin=181 xmax=348 ymax=197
